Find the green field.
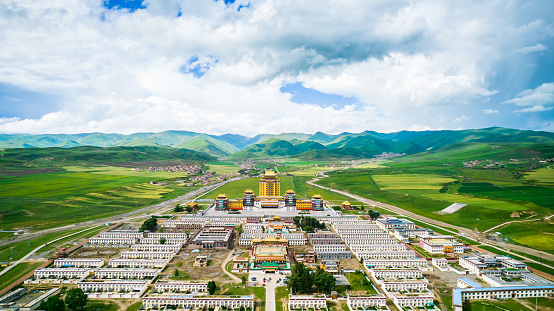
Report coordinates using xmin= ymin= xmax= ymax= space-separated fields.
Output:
xmin=317 ymin=168 xmax=553 ymax=236
xmin=0 ymin=260 xmax=44 ymax=292
xmin=468 ymin=297 xmax=553 ymax=310
xmin=0 ymin=225 xmax=107 ymax=262
xmin=206 ymin=161 xmax=241 ymax=174
xmin=497 ymin=221 xmax=554 ymax=254
xmin=371 ymin=174 xmax=456 ymax=190
xmin=0 ymin=167 xmax=194 ymax=230
xmin=525 ymin=166 xmax=554 ymax=185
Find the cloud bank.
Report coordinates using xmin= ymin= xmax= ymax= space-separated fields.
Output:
xmin=0 ymin=0 xmax=553 ymax=135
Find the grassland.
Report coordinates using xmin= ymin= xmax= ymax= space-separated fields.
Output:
xmin=525 ymin=166 xmax=554 ymax=185
xmin=82 ymin=300 xmax=120 ymax=311
xmin=468 ymin=297 xmax=553 ymax=311
xmin=275 ymin=286 xmax=289 ymax=311
xmin=496 ymin=221 xmax=554 ymax=255
xmin=0 ymin=166 xmax=195 ymax=231
xmin=0 ymin=260 xmax=44 ymax=292
xmin=317 ymin=168 xmax=553 ymax=234
xmin=0 ymin=225 xmax=106 ymax=262
xmin=206 ymin=161 xmax=241 ymax=174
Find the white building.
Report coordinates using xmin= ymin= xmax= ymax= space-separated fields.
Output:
xmin=313 ymin=244 xmax=347 ymax=252
xmin=420 ymin=236 xmax=464 ymax=254
xmin=53 ymin=258 xmax=105 ymax=268
xmin=377 ymin=278 xmax=429 ymax=291
xmin=349 ymin=244 xmax=407 ymax=253
xmin=94 ymin=268 xmax=159 ymax=279
xmin=139 ymin=237 xmax=189 ymax=245
xmin=99 ymin=231 xmax=144 ymax=239
xmin=78 ymin=280 xmax=148 ymax=299
xmin=344 ymin=238 xmax=399 ymax=245
xmin=143 ymin=294 xmax=254 ymax=309
xmin=288 ymin=295 xmax=327 ymax=309
xmin=120 ymin=251 xmax=176 ymax=260
xmin=391 ymin=292 xmax=435 ymax=309
xmin=364 ymin=258 xmax=428 ymax=269
xmin=131 ymin=244 xmax=182 ymax=252
xmin=370 ymin=269 xmax=423 ymax=279
xmin=87 ymin=237 xmax=138 ymax=246
xmin=355 ymin=251 xmax=415 ymax=260
xmin=347 ymin=295 xmax=387 ymax=309
xmin=154 ymin=282 xmax=208 ymax=293
xmin=109 ymin=258 xmax=168 ymax=269
xmin=34 ymin=268 xmax=90 ymax=280
xmin=452 ymin=285 xmax=554 ymax=311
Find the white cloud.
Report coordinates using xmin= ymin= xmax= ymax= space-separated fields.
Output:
xmin=0 ymin=0 xmax=552 ymax=135
xmin=515 ymin=43 xmax=547 ymax=53
xmin=483 ymin=109 xmax=499 ymax=114
xmin=513 ymin=105 xmax=553 ymax=113
xmin=452 ymin=115 xmax=471 ymax=123
xmin=503 ymin=83 xmax=554 ymax=107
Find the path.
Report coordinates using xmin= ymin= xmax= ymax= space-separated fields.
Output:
xmin=483 ymin=219 xmax=541 ymax=233
xmin=308 ymin=175 xmax=554 ymax=263
xmin=0 ymin=224 xmax=103 ymax=278
xmin=221 ymin=249 xmax=242 ymax=283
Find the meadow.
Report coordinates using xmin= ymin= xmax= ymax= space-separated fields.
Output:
xmin=205 ymin=161 xmax=241 ymax=174
xmin=524 ymin=166 xmax=554 ymax=185
xmin=317 ymin=167 xmax=552 ymax=235
xmin=0 ymin=166 xmax=193 ymax=231
xmin=497 ymin=221 xmax=554 ymax=255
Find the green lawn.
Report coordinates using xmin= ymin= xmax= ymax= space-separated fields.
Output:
xmin=343 ymin=272 xmax=378 ymax=294
xmin=206 ymin=162 xmax=241 ymax=174
xmin=275 ymin=286 xmax=289 ymax=311
xmin=251 ymin=287 xmax=266 ymax=311
xmin=126 ymin=301 xmax=142 ymax=311
xmin=82 ymin=300 xmax=120 ymax=311
xmin=467 ymin=297 xmax=553 ymax=310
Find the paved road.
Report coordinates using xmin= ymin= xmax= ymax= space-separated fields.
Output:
xmin=308 ymin=174 xmax=554 ymax=263
xmin=483 ymin=218 xmax=541 ymax=233
xmin=248 ymin=271 xmax=283 ymax=311
xmin=221 ymin=249 xmax=242 ymax=283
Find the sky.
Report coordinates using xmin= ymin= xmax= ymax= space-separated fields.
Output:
xmin=0 ymin=0 xmax=553 ymax=136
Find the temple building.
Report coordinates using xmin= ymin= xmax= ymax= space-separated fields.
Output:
xmin=212 ymin=171 xmax=326 ymax=212
xmin=250 ymin=237 xmax=291 ymax=273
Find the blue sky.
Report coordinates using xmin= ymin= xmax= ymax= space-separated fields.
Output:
xmin=0 ymin=0 xmax=553 ymax=135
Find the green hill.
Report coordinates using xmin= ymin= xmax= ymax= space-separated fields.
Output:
xmin=173 ymin=134 xmax=240 ymax=157
xmin=0 ymin=145 xmax=215 ymax=170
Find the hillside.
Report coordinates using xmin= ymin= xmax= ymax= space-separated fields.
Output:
xmin=0 ymin=146 xmax=216 ymax=176
xmin=1 ymin=127 xmax=553 ymax=161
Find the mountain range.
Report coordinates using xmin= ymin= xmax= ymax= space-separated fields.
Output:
xmin=1 ymin=127 xmax=553 ymax=160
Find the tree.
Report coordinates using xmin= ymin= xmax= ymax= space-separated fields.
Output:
xmin=360 ymin=205 xmax=364 ymax=211
xmin=39 ymin=295 xmax=66 ymax=311
xmin=304 ymin=225 xmax=314 ymax=233
xmin=367 ymin=210 xmax=380 ymax=220
xmin=174 ymin=269 xmax=180 ymax=277
xmin=160 ymin=237 xmax=167 ymax=244
xmin=186 ymin=206 xmax=193 ymax=213
xmin=293 ymin=216 xmax=302 ymax=227
xmin=242 ymin=274 xmax=247 ymax=286
xmin=157 ymin=227 xmax=164 ymax=233
xmin=313 ymin=267 xmax=336 ymax=293
xmin=139 ymin=217 xmax=157 ymax=232
xmin=207 ymin=280 xmax=217 ymax=294
xmin=235 ymin=225 xmax=244 ymax=235
xmin=174 ymin=205 xmax=184 ymax=212
xmin=285 ymin=262 xmax=313 ymax=294
xmin=65 ymin=288 xmax=88 ymax=311
xmin=185 ymin=229 xmax=191 ymax=240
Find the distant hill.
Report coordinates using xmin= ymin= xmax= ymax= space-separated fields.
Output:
xmin=0 ymin=145 xmax=216 ymax=167
xmin=1 ymin=127 xmax=553 ymax=161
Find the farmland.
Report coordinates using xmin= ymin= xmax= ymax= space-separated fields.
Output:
xmin=497 ymin=221 xmax=554 ymax=255
xmin=317 ymin=163 xmax=553 ymax=240
xmin=0 ymin=146 xmax=213 ymax=231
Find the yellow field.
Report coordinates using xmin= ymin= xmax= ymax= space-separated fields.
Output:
xmin=421 ymin=193 xmax=528 ymax=211
xmin=372 ymin=174 xmax=456 ymax=190
xmin=287 ymin=166 xmax=330 ymax=176
xmin=64 ymin=166 xmax=188 ymax=179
